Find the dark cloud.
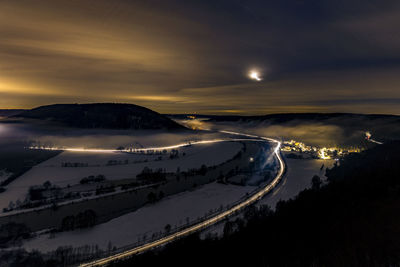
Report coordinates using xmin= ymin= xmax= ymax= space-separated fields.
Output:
xmin=0 ymin=0 xmax=399 ymax=114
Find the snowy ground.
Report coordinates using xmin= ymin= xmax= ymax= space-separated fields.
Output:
xmin=0 ymin=169 xmax=12 ymax=184
xmin=0 ymin=142 xmax=242 ymax=211
xmin=0 ymin=122 xmax=339 ymax=255
xmin=201 ymin=155 xmax=335 ymax=238
xmin=22 ymin=151 xmax=327 ymax=253
xmin=22 ymin=182 xmax=256 ymax=252
xmin=259 ymin=156 xmax=335 ymax=208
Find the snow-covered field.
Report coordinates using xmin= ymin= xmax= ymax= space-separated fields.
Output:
xmin=0 ymin=142 xmax=242 ymax=211
xmin=21 ymin=151 xmax=327 ymax=253
xmin=201 ymin=156 xmax=336 ymax=238
xmin=259 ymin=156 xmax=335 ymax=208
xmin=0 ymin=169 xmax=12 ymax=184
xmin=0 ymin=121 xmax=339 ymax=257
xmin=22 ymin=182 xmax=256 ymax=252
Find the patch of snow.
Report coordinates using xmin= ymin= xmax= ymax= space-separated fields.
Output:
xmin=0 ymin=142 xmax=242 ymax=211
xmin=202 ymin=157 xmax=336 ymax=239
xmin=258 ymin=157 xmax=335 ymax=209
xmin=22 ymin=182 xmax=256 ymax=252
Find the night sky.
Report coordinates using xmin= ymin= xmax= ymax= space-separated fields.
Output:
xmin=1 ymin=0 xmax=400 ymax=114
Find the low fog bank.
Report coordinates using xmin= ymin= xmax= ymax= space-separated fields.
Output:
xmin=174 ymin=114 xmax=400 ymax=147
xmin=2 ymin=113 xmax=399 ymax=149
xmin=0 ymin=121 xmax=219 ymax=149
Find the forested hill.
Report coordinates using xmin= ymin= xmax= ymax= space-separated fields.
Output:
xmin=114 ymin=141 xmax=400 ymax=267
xmin=12 ymin=103 xmax=186 ymax=130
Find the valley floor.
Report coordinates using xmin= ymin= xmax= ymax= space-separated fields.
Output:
xmin=0 ymin=141 xmax=242 ymax=211
xmin=22 ymin=182 xmax=256 ymax=252
xmin=21 ymin=154 xmax=334 ymax=253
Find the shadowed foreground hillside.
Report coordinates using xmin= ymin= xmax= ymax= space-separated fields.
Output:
xmin=113 ymin=141 xmax=400 ymax=267
xmin=13 ymin=103 xmax=185 ymax=130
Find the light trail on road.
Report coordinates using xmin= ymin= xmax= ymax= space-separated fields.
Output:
xmin=79 ymin=130 xmax=285 ymax=267
xmin=29 ymin=138 xmax=263 ymax=154
xmin=368 ymin=139 xmax=383 ymax=145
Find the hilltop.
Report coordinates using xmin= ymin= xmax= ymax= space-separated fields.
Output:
xmin=12 ymin=103 xmax=185 ymax=130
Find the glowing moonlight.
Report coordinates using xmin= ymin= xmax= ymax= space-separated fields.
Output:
xmin=249 ymin=70 xmax=262 ymax=81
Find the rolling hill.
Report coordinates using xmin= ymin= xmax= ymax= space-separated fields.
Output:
xmin=13 ymin=103 xmax=186 ymax=130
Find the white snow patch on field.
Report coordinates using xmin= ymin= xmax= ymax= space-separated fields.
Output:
xmin=22 ymin=182 xmax=256 ymax=252
xmin=259 ymin=156 xmax=335 ymax=208
xmin=0 ymin=142 xmax=242 ymax=211
xmin=202 ymin=156 xmax=336 ymax=239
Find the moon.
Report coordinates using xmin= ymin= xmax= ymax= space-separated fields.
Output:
xmin=249 ymin=70 xmax=262 ymax=81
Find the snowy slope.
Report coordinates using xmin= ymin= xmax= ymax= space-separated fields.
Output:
xmin=22 ymin=182 xmax=256 ymax=252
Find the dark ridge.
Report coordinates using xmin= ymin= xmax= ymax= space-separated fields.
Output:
xmin=13 ymin=103 xmax=186 ymax=130
xmin=168 ymin=113 xmax=400 ymax=124
xmin=0 ymin=109 xmax=26 ymax=117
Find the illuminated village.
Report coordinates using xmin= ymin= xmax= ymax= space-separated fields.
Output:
xmin=281 ymin=139 xmax=362 ymax=160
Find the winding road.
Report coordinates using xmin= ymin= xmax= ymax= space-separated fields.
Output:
xmin=80 ymin=131 xmax=285 ymax=267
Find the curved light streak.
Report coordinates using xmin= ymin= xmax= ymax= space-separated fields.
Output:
xmin=29 ymin=138 xmax=265 ymax=153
